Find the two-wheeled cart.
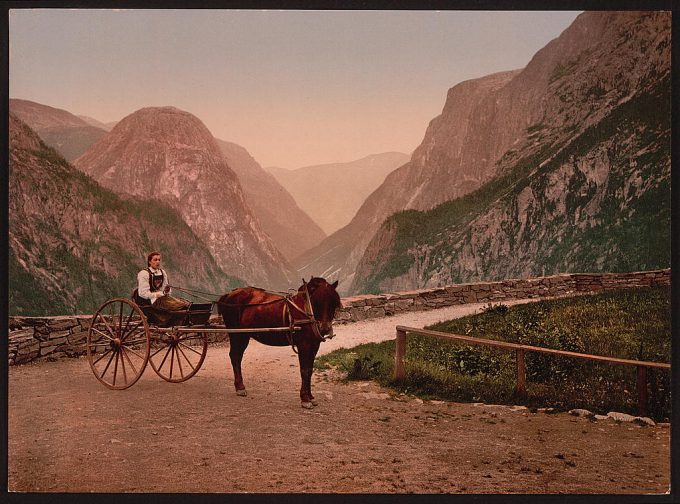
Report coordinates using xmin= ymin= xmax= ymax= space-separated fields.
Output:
xmin=86 ymin=296 xmax=302 ymax=389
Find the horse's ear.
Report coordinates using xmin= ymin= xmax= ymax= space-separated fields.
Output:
xmin=332 ymin=280 xmax=338 ymax=289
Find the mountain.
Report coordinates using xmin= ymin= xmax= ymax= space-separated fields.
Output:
xmin=216 ymin=139 xmax=326 ymax=261
xmin=268 ymin=152 xmax=409 ymax=235
xmin=9 ymin=99 xmax=108 ymax=161
xmin=351 ymin=11 xmax=670 ymax=294
xmin=9 ymin=114 xmax=241 ymax=316
xmin=295 ymin=11 xmax=671 ymax=295
xmin=73 ymin=106 xmax=297 ymax=290
xmin=77 ymin=114 xmax=116 ymax=131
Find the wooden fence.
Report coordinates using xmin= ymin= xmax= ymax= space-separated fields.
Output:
xmin=394 ymin=325 xmax=671 ymax=417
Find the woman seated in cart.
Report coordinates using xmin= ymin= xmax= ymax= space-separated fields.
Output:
xmin=135 ymin=251 xmax=191 ymax=325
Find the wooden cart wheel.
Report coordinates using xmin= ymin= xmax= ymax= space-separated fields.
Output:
xmin=87 ymin=298 xmax=150 ymax=390
xmin=149 ymin=330 xmax=208 ymax=382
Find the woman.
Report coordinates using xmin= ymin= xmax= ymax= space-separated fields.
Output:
xmin=136 ymin=251 xmax=190 ymax=324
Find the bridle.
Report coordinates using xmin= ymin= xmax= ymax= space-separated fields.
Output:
xmin=282 ymin=279 xmax=335 ymax=353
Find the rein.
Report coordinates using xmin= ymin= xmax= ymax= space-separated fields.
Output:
xmin=169 ymin=282 xmax=334 ymax=350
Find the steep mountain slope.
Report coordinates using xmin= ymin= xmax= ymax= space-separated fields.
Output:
xmin=352 ymin=11 xmax=670 ymax=294
xmin=10 ymin=99 xmax=108 ymax=161
xmin=216 ymin=139 xmax=326 ymax=261
xmin=268 ymin=152 xmax=409 ymax=235
xmin=73 ymin=106 xmax=297 ymax=289
xmin=295 ymin=11 xmax=670 ymax=294
xmin=9 ymin=114 xmax=241 ymax=316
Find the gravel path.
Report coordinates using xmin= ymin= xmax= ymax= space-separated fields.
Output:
xmin=8 ymin=299 xmax=670 ymax=493
xmin=321 ymin=298 xmax=538 ymax=354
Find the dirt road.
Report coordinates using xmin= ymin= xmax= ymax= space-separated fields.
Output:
xmin=8 ymin=301 xmax=670 ymax=493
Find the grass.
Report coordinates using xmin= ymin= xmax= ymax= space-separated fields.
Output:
xmin=316 ymin=286 xmax=671 ymax=420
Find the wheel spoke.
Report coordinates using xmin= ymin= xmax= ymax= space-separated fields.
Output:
xmin=112 ymin=351 xmax=120 ymax=386
xmin=91 ymin=326 xmax=115 ymax=342
xmin=121 ymin=327 xmax=147 ymax=346
xmin=106 ymin=304 xmax=118 ymax=335
xmin=175 ymin=346 xmax=185 ymax=379
xmin=176 ymin=344 xmax=196 ymax=371
xmin=120 ymin=347 xmax=139 ymax=376
xmin=121 ymin=306 xmax=135 ymax=335
xmin=157 ymin=345 xmax=173 ymax=371
xmin=169 ymin=346 xmax=176 ymax=379
xmin=92 ymin=347 xmax=113 ymax=366
xmin=119 ymin=347 xmax=128 ymax=384
xmin=121 ymin=320 xmax=143 ymax=342
xmin=97 ymin=313 xmax=117 ymax=340
xmin=99 ymin=350 xmax=116 ymax=379
xmin=150 ymin=342 xmax=168 ymax=358
xmin=178 ymin=340 xmax=203 ymax=355
xmin=118 ymin=302 xmax=124 ymax=334
xmin=122 ymin=345 xmax=146 ymax=361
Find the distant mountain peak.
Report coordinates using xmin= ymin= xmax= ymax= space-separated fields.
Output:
xmin=74 ymin=105 xmax=297 ymax=289
xmin=269 ymin=152 xmax=410 ymax=235
xmin=10 ymin=98 xmax=90 ymax=130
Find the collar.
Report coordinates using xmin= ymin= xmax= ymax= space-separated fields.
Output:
xmin=149 ymin=267 xmax=162 ymax=274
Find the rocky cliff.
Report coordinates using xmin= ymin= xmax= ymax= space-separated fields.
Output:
xmin=9 ymin=114 xmax=241 ymax=316
xmin=351 ymin=11 xmax=670 ymax=293
xmin=73 ymin=106 xmax=297 ymax=289
xmin=10 ymin=99 xmax=108 ymax=161
xmin=268 ymin=152 xmax=410 ymax=235
xmin=216 ymin=139 xmax=326 ymax=261
xmin=295 ymin=11 xmax=671 ymax=295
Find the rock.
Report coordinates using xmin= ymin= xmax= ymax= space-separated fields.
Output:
xmin=569 ymin=409 xmax=593 ymax=417
xmin=606 ymin=412 xmax=637 ymax=423
xmin=633 ymin=417 xmax=656 ymax=427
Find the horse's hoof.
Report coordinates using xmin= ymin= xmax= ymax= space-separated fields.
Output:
xmin=236 ymin=389 xmax=247 ymax=397
xmin=311 ymin=399 xmax=319 ymax=406
xmin=301 ymin=401 xmax=314 ymax=409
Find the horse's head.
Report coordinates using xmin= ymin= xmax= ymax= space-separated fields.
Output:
xmin=300 ymin=277 xmax=342 ymax=336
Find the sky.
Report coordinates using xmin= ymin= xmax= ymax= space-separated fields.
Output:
xmin=9 ymin=9 xmax=581 ymax=169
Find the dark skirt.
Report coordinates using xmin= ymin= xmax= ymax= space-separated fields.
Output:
xmin=150 ymin=295 xmax=191 ymax=326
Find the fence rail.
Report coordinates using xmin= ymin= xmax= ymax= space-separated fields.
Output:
xmin=394 ymin=325 xmax=670 ymax=417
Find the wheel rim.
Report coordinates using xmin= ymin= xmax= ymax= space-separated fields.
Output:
xmin=87 ymin=298 xmax=150 ymax=390
xmin=149 ymin=331 xmax=208 ymax=382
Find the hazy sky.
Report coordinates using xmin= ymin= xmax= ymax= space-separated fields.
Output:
xmin=10 ymin=9 xmax=580 ymax=169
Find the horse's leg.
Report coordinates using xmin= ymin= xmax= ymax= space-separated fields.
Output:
xmin=298 ymin=339 xmax=321 ymax=408
xmin=229 ymin=334 xmax=250 ymax=396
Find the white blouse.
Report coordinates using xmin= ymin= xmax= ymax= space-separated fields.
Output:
xmin=137 ymin=267 xmax=170 ymax=304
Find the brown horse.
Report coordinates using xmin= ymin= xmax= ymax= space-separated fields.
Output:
xmin=217 ymin=277 xmax=342 ymax=408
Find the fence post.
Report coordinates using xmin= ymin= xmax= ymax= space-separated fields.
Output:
xmin=395 ymin=328 xmax=407 ymax=380
xmin=514 ymin=349 xmax=527 ymax=399
xmin=636 ymin=365 xmax=648 ymax=417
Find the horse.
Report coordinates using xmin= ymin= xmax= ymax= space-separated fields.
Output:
xmin=217 ymin=277 xmax=342 ymax=409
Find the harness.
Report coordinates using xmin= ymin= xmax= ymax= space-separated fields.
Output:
xmin=170 ymin=281 xmax=334 ymax=354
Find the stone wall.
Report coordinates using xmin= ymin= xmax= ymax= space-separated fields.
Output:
xmin=8 ymin=269 xmax=670 ymax=365
xmin=334 ymin=269 xmax=671 ymax=324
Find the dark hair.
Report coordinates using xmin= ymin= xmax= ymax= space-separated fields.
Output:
xmin=147 ymin=251 xmax=161 ymax=266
